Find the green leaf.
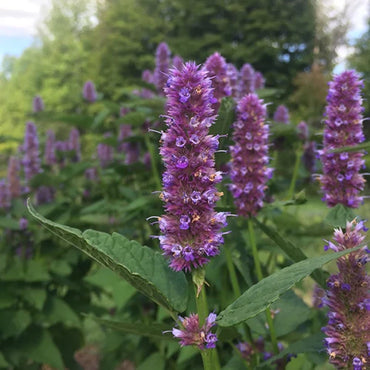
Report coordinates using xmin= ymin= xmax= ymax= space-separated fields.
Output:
xmin=85 ymin=267 xmax=136 ymax=308
xmin=210 ymin=97 xmax=236 ymax=139
xmin=254 ymin=218 xmax=328 ymax=287
xmin=18 ymin=327 xmax=64 ymax=370
xmin=27 ymin=200 xmax=188 ymax=313
xmin=257 ymin=332 xmax=325 ymax=368
xmin=329 ymin=141 xmax=370 ymax=153
xmin=325 ymin=204 xmax=357 ymax=228
xmin=42 ymin=296 xmax=80 ymax=328
xmin=0 ymin=352 xmax=10 ymax=368
xmin=137 ymin=353 xmax=165 ymax=370
xmin=0 ymin=288 xmax=17 ymax=309
xmin=247 ymin=291 xmax=310 ymax=337
xmin=17 ymin=288 xmax=47 ymax=311
xmin=217 ymin=245 xmax=361 ymax=327
xmin=0 ymin=216 xmax=20 ymax=230
xmin=0 ymin=309 xmax=31 ymax=339
xmin=85 ymin=315 xmax=173 ymax=341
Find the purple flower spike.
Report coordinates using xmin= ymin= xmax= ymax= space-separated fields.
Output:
xmin=158 ymin=62 xmax=227 ymax=271
xmin=68 ymin=128 xmax=81 ymax=162
xmin=239 ymin=63 xmax=255 ymax=96
xmin=142 ymin=69 xmax=154 ymax=84
xmin=44 ymin=130 xmax=57 ymax=166
xmin=171 ymin=313 xmax=218 ymax=349
xmin=19 ymin=217 xmax=28 ymax=230
xmin=297 ymin=121 xmax=309 ymax=141
xmin=0 ymin=179 xmax=11 ymax=210
xmin=83 ymin=80 xmax=97 ymax=103
xmin=273 ymin=105 xmax=290 ymax=124
xmin=32 ymin=95 xmax=44 ymax=113
xmin=35 ymin=185 xmax=55 ymax=205
xmin=154 ymin=42 xmax=171 ymax=95
xmin=323 ymin=220 xmax=370 ymax=368
xmin=229 ymin=94 xmax=272 ymax=217
xmin=22 ymin=121 xmax=41 ymax=183
xmin=318 ymin=70 xmax=365 ymax=208
xmin=172 ymin=55 xmax=184 ymax=70
xmin=302 ymin=141 xmax=317 ymax=175
xmin=226 ymin=63 xmax=240 ymax=98
xmin=203 ymin=52 xmax=231 ymax=110
xmin=7 ymin=156 xmax=21 ymax=199
xmin=254 ymin=71 xmax=265 ymax=90
xmin=97 ymin=132 xmax=114 ymax=168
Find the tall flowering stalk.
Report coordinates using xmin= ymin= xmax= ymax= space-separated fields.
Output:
xmin=254 ymin=71 xmax=265 ymax=90
xmin=68 ymin=128 xmax=81 ymax=162
xmin=322 ymin=219 xmax=369 ymax=369
xmin=203 ymin=52 xmax=231 ymax=110
xmin=45 ymin=130 xmax=57 ymax=166
xmin=7 ymin=157 xmax=21 ymax=199
xmin=83 ymin=80 xmax=97 ymax=102
xmin=0 ymin=179 xmax=11 ymax=210
xmin=97 ymin=133 xmax=114 ymax=168
xmin=172 ymin=55 xmax=184 ymax=70
xmin=229 ymin=94 xmax=272 ymax=217
xmin=157 ymin=61 xmax=228 ymax=272
xmin=32 ymin=95 xmax=44 ymax=113
xmin=318 ymin=70 xmax=365 ymax=208
xmin=239 ymin=63 xmax=255 ymax=96
xmin=22 ymin=121 xmax=41 ymax=184
xmin=273 ymin=105 xmax=290 ymax=124
xmin=153 ymin=42 xmax=171 ymax=95
xmin=226 ymin=63 xmax=240 ymax=99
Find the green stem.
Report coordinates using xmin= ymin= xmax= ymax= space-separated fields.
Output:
xmin=224 ymin=245 xmax=241 ymax=297
xmin=247 ymin=219 xmax=279 ymax=354
xmin=224 ymin=245 xmax=255 ymax=346
xmin=144 ymin=135 xmax=162 ymax=190
xmin=193 ymin=279 xmax=221 ymax=370
xmin=287 ymin=148 xmax=302 ymax=199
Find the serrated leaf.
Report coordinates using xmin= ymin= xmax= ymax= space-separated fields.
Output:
xmin=254 ymin=219 xmax=328 ymax=287
xmin=0 ymin=310 xmax=31 ymax=339
xmin=325 ymin=204 xmax=357 ymax=228
xmin=27 ymin=200 xmax=188 ymax=313
xmin=85 ymin=315 xmax=173 ymax=341
xmin=19 ymin=327 xmax=64 ymax=370
xmin=217 ymin=245 xmax=361 ymax=327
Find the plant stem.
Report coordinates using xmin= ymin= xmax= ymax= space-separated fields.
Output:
xmin=224 ymin=245 xmax=255 ymax=346
xmin=224 ymin=245 xmax=241 ymax=297
xmin=287 ymin=147 xmax=302 ymax=199
xmin=247 ymin=218 xmax=279 ymax=354
xmin=193 ymin=281 xmax=221 ymax=370
xmin=144 ymin=135 xmax=162 ymax=190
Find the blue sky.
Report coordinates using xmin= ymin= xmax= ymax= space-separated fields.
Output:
xmin=0 ymin=35 xmax=34 ymax=64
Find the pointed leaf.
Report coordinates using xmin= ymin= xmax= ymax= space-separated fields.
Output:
xmin=254 ymin=218 xmax=328 ymax=287
xmin=217 ymin=245 xmax=362 ymax=327
xmin=85 ymin=315 xmax=174 ymax=341
xmin=325 ymin=204 xmax=356 ymax=228
xmin=27 ymin=200 xmax=188 ymax=313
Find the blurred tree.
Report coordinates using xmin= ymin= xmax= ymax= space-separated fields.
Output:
xmin=159 ymin=0 xmax=316 ymax=91
xmin=350 ymin=17 xmax=370 ymax=117
xmin=290 ymin=63 xmax=329 ymax=127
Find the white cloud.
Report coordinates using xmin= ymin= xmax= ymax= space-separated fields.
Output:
xmin=0 ymin=0 xmax=49 ymax=36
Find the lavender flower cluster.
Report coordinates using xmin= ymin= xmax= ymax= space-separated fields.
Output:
xmin=273 ymin=104 xmax=290 ymax=124
xmin=171 ymin=313 xmax=218 ymax=349
xmin=319 ymin=70 xmax=365 ymax=208
xmin=322 ymin=219 xmax=370 ymax=369
xmin=157 ymin=62 xmax=228 ymax=271
xmin=229 ymin=94 xmax=273 ymax=217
